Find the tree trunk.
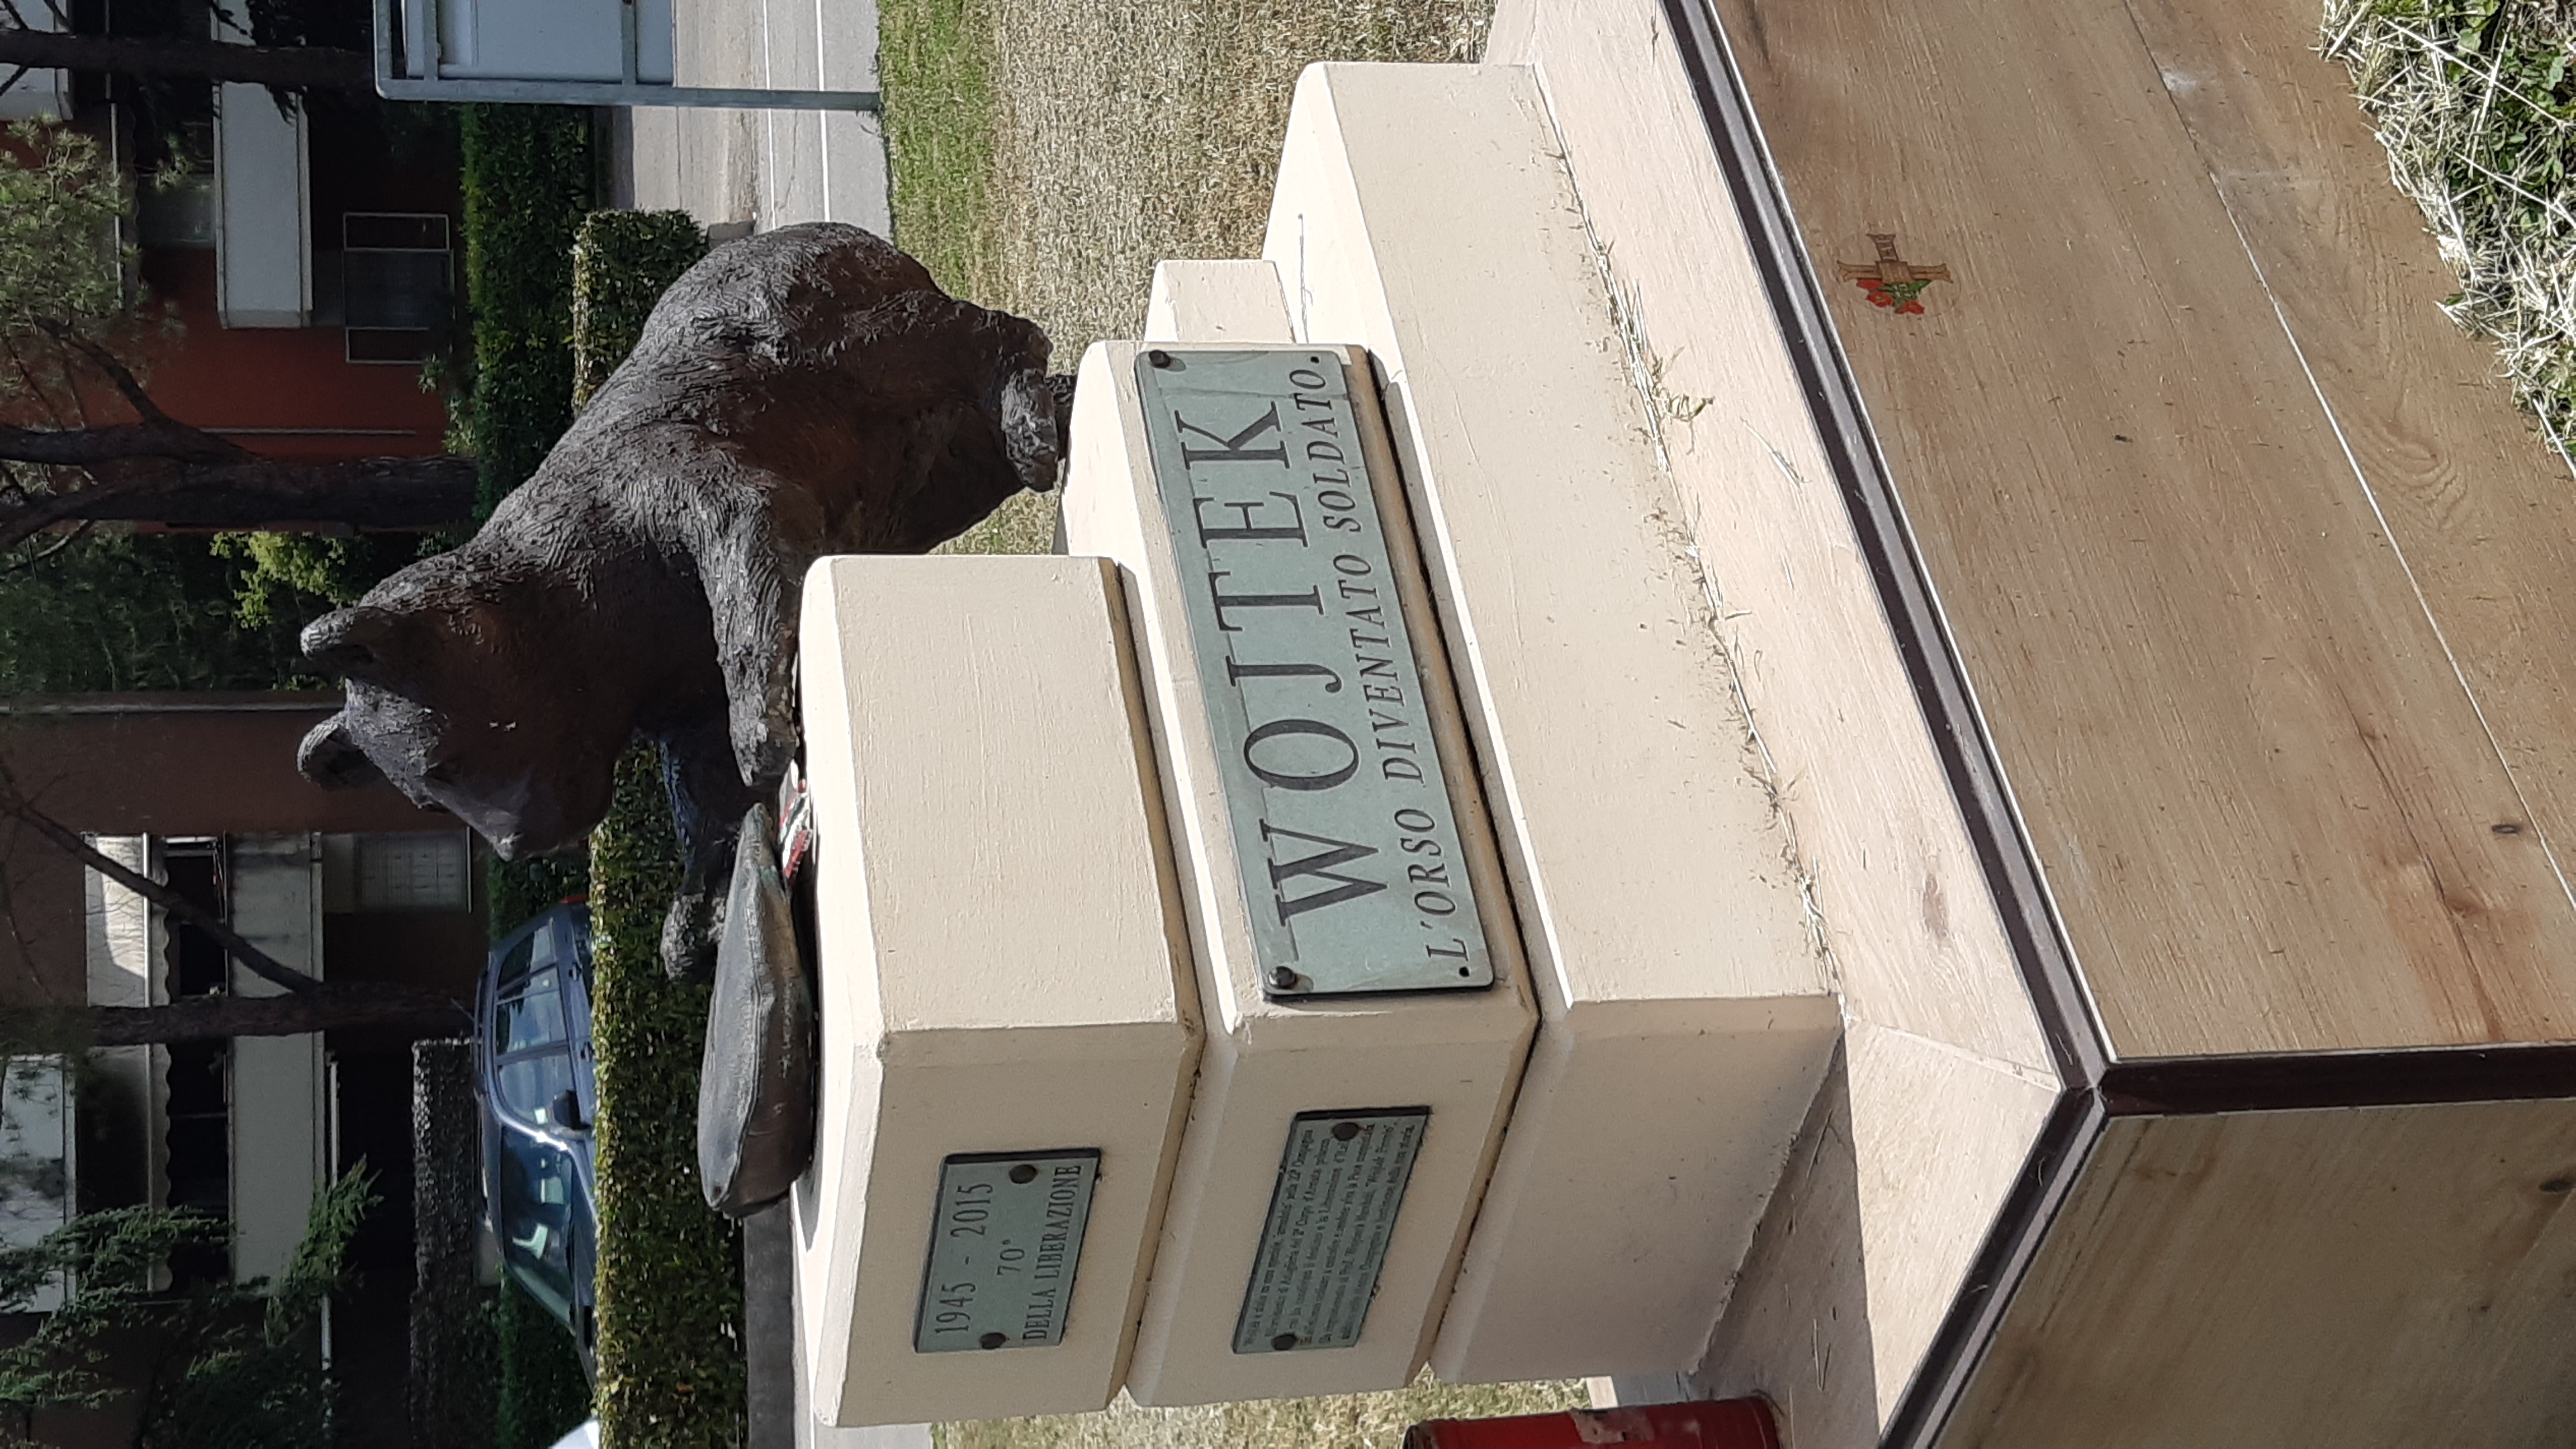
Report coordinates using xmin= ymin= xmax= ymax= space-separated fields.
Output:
xmin=0 ymin=452 xmax=480 ymax=552
xmin=0 ymin=28 xmax=373 ymax=91
xmin=9 ymin=984 xmax=473 ymax=1048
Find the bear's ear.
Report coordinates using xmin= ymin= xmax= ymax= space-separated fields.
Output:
xmin=297 ymin=714 xmax=382 ymax=790
xmin=300 ymin=605 xmax=409 ymax=683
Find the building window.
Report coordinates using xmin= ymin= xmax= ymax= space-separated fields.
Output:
xmin=340 ymin=212 xmax=452 ymax=364
xmin=138 ymin=123 xmax=218 ymax=250
xmin=325 ymin=831 xmax=473 ymax=912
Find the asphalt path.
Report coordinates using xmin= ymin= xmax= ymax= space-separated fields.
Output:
xmin=619 ymin=0 xmax=892 ymax=237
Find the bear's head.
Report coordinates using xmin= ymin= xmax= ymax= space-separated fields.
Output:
xmin=295 ymin=587 xmax=635 ymax=861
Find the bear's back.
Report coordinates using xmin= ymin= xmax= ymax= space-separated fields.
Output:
xmin=640 ymin=222 xmax=941 ymax=368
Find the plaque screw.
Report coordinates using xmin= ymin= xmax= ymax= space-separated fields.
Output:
xmin=1271 ymin=967 xmax=1302 ymax=991
xmin=1148 ymin=349 xmax=1174 ymax=368
xmin=1332 ymin=1121 xmax=1361 ymax=1142
xmin=980 ymin=1332 xmax=1008 ymax=1349
xmin=2544 ymin=1177 xmax=2573 ymax=1195
xmin=1272 ymin=1333 xmax=1300 ymax=1352
xmin=1010 ymin=1163 xmax=1038 ymax=1184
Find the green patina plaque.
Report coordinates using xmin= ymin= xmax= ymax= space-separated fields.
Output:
xmin=1135 ymin=348 xmax=1495 ymax=998
xmin=913 ymin=1149 xmax=1100 ymax=1353
xmin=1233 ymin=1107 xmax=1431 ymax=1353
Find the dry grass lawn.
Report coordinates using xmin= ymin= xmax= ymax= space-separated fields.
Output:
xmin=883 ymin=3 xmax=1585 ymax=1445
xmin=897 ymin=0 xmax=1493 ymax=556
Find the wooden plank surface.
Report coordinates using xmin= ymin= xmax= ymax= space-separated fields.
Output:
xmin=1945 ymin=1100 xmax=2576 ymax=1447
xmin=1712 ymin=0 xmax=2576 ymax=1057
xmin=2122 ymin=0 xmax=2576 ymax=987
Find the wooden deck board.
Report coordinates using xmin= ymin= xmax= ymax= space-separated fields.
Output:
xmin=1712 ymin=0 xmax=2576 ymax=1058
xmin=2123 ymin=0 xmax=2576 ymax=969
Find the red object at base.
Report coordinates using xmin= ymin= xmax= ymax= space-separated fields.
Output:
xmin=1404 ymin=1399 xmax=1782 ymax=1449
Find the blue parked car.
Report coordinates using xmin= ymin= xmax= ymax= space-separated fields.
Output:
xmin=477 ymin=903 xmax=602 ymax=1368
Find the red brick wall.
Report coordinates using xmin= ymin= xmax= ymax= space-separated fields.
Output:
xmin=0 ymin=695 xmax=463 ymax=1007
xmin=135 ymin=250 xmax=451 ymax=462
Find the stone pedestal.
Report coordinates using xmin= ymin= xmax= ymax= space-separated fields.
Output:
xmin=791 ymin=556 xmax=1201 ymax=1427
xmin=1059 ymin=341 xmax=1539 ymax=1404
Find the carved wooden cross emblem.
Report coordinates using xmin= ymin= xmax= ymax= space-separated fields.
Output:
xmin=1839 ymin=234 xmax=1950 ymax=314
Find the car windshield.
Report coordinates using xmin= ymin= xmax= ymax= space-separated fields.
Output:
xmin=496 ymin=1130 xmax=579 ymax=1312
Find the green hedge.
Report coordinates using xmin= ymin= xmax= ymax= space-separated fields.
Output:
xmin=574 ymin=211 xmax=710 ymax=407
xmin=498 ymin=1276 xmax=595 ymax=1449
xmin=589 ymin=749 xmax=745 ymax=1448
xmin=571 ymin=212 xmax=736 ymax=1449
xmin=461 ymin=105 xmax=595 ymax=517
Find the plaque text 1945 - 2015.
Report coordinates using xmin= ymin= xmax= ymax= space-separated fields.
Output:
xmin=1136 ymin=349 xmax=1494 ymax=998
xmin=914 ymin=1150 xmax=1100 ymax=1353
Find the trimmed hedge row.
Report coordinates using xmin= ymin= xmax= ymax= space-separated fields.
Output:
xmin=588 ymin=748 xmax=745 ymax=1448
xmin=573 ymin=210 xmax=713 ymax=406
xmin=461 ymin=105 xmax=595 ymax=517
xmin=569 ymin=211 xmax=738 ymax=1449
xmin=498 ymin=1277 xmax=595 ymax=1449
xmin=474 ymin=201 xmax=713 ymax=1445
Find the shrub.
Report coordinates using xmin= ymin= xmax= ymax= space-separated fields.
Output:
xmin=0 ymin=533 xmax=330 ymax=693
xmin=572 ymin=211 xmax=709 ymax=408
xmin=564 ymin=210 xmax=738 ymax=1446
xmin=461 ymin=106 xmax=595 ymax=516
xmin=497 ymin=1277 xmax=595 ymax=1449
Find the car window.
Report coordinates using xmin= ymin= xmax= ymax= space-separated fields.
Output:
xmin=494 ymin=972 xmax=567 ymax=1054
xmin=491 ymin=931 xmax=538 ymax=1000
xmin=496 ymin=1133 xmax=577 ymax=1306
xmin=496 ymin=1054 xmax=576 ymax=1127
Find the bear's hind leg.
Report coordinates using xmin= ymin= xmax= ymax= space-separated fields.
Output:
xmin=655 ymin=709 xmax=762 ymax=983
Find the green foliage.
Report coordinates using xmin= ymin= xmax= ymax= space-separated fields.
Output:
xmin=486 ymin=851 xmax=593 ymax=944
xmin=205 ymin=532 xmax=425 ymax=628
xmin=0 ymin=120 xmax=175 ymax=526
xmin=0 ymin=122 xmax=135 ymax=391
xmin=572 ymin=211 xmax=709 ymax=408
xmin=0 ymin=1166 xmax=376 ymax=1448
xmin=498 ymin=1276 xmax=594 ymax=1449
xmin=589 ymin=747 xmax=744 ymax=1448
xmin=0 ymin=533 xmax=335 ymax=694
xmin=461 ymin=106 xmax=595 ymax=517
xmin=2327 ymin=0 xmax=2576 ymax=435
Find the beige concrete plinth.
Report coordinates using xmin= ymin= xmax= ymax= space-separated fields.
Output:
xmin=1060 ymin=340 xmax=1538 ymax=1405
xmin=1143 ymin=261 xmax=1295 ymax=344
xmin=791 ymin=555 xmax=1202 ymax=1427
xmin=1259 ymin=63 xmax=1843 ymax=1382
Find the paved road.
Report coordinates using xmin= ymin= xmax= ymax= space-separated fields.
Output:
xmin=617 ymin=0 xmax=892 ymax=236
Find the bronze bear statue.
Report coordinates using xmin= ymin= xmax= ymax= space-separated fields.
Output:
xmin=296 ymin=222 xmax=1065 ymax=977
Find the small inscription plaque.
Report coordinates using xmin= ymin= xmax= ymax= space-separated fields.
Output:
xmin=1134 ymin=349 xmax=1494 ymax=997
xmin=1232 ymin=1107 xmax=1430 ymax=1353
xmin=913 ymin=1149 xmax=1100 ymax=1353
